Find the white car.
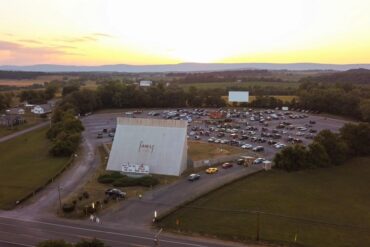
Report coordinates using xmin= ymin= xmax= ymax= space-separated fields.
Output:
xmin=253 ymin=158 xmax=266 ymax=164
xmin=274 ymin=143 xmax=286 ymax=149
xmin=214 ymin=139 xmax=221 ymax=144
xmin=241 ymin=144 xmax=253 ymax=149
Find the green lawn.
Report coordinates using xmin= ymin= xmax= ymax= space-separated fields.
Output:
xmin=159 ymin=157 xmax=370 ymax=247
xmin=0 ymin=127 xmax=69 ymax=209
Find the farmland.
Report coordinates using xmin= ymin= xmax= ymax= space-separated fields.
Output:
xmin=178 ymin=81 xmax=300 ymax=91
xmin=0 ymin=127 xmax=69 ymax=209
xmin=159 ymin=157 xmax=370 ymax=247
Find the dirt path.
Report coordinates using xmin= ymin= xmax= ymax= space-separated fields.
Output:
xmin=0 ymin=121 xmax=49 ymax=143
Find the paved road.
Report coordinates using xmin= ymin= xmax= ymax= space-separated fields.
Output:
xmin=0 ymin=121 xmax=49 ymax=143
xmin=0 ymin=216 xmax=252 ymax=247
xmin=101 ymin=165 xmax=264 ymax=229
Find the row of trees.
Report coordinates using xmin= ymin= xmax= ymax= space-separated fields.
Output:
xmin=37 ymin=239 xmax=108 ymax=247
xmin=297 ymin=82 xmax=370 ymax=121
xmin=47 ymin=104 xmax=84 ymax=157
xmin=274 ymin=123 xmax=370 ymax=171
xmin=19 ymin=84 xmax=58 ymax=104
xmin=0 ymin=93 xmax=13 ymax=111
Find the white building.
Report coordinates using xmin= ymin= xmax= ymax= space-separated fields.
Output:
xmin=31 ymin=104 xmax=52 ymax=115
xmin=107 ymin=117 xmax=188 ymax=176
xmin=139 ymin=80 xmax=153 ymax=87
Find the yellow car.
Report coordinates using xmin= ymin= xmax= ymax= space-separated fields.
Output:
xmin=205 ymin=167 xmax=218 ymax=174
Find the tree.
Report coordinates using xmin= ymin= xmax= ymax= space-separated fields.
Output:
xmin=314 ymin=130 xmax=349 ymax=166
xmin=307 ymin=142 xmax=331 ymax=168
xmin=274 ymin=145 xmax=309 ymax=171
xmin=359 ymin=99 xmax=370 ymax=122
xmin=62 ymin=84 xmax=80 ymax=97
xmin=37 ymin=240 xmax=72 ymax=247
xmin=340 ymin=123 xmax=370 ymax=156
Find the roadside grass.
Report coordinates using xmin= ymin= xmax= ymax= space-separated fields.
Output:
xmin=159 ymin=157 xmax=370 ymax=247
xmin=188 ymin=141 xmax=245 ymax=161
xmin=0 ymin=112 xmax=45 ymax=138
xmin=178 ymin=81 xmax=300 ymax=91
xmin=0 ymin=127 xmax=69 ymax=210
xmin=60 ymin=146 xmax=178 ymax=219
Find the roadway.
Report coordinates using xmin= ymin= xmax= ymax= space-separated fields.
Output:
xmin=0 ymin=216 xmax=250 ymax=247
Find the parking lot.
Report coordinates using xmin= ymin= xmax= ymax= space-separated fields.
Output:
xmin=82 ymin=108 xmax=351 ymax=160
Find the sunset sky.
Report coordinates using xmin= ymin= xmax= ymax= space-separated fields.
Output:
xmin=0 ymin=0 xmax=369 ymax=65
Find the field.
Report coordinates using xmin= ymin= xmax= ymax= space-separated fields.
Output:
xmin=159 ymin=157 xmax=370 ymax=247
xmin=188 ymin=141 xmax=245 ymax=161
xmin=0 ymin=127 xmax=69 ymax=209
xmin=178 ymin=81 xmax=300 ymax=91
xmin=0 ymin=75 xmax=70 ymax=87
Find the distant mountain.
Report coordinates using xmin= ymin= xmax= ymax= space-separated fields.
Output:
xmin=1 ymin=63 xmax=370 ymax=73
xmin=300 ymin=68 xmax=370 ymax=84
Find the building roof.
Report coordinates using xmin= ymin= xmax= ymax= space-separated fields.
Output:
xmin=117 ymin=117 xmax=187 ymax=128
xmin=5 ymin=107 xmax=25 ymax=115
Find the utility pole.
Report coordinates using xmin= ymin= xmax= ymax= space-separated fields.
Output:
xmin=58 ymin=184 xmax=62 ymax=211
xmin=256 ymin=211 xmax=260 ymax=241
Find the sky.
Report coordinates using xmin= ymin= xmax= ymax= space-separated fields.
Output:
xmin=0 ymin=0 xmax=369 ymax=65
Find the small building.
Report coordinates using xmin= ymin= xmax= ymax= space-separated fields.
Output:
xmin=6 ymin=107 xmax=25 ymax=115
xmin=139 ymin=80 xmax=153 ymax=87
xmin=31 ymin=104 xmax=52 ymax=115
xmin=0 ymin=114 xmax=25 ymax=127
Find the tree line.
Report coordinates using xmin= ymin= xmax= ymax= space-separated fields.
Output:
xmin=274 ymin=123 xmax=370 ymax=171
xmin=297 ymin=82 xmax=370 ymax=121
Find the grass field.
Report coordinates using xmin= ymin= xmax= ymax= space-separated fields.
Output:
xmin=178 ymin=81 xmax=300 ymax=91
xmin=188 ymin=141 xmax=246 ymax=161
xmin=0 ymin=127 xmax=69 ymax=209
xmin=159 ymin=157 xmax=370 ymax=247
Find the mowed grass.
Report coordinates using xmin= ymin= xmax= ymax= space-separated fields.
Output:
xmin=159 ymin=157 xmax=370 ymax=247
xmin=188 ymin=141 xmax=245 ymax=161
xmin=0 ymin=127 xmax=69 ymax=209
xmin=179 ymin=81 xmax=300 ymax=91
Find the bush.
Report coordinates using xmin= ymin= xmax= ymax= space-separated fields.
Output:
xmin=112 ymin=176 xmax=137 ymax=187
xmin=137 ymin=176 xmax=159 ymax=187
xmin=82 ymin=191 xmax=89 ymax=199
xmin=62 ymin=203 xmax=75 ymax=213
xmin=97 ymin=175 xmax=115 ymax=184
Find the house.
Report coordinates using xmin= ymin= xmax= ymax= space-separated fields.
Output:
xmin=139 ymin=80 xmax=153 ymax=87
xmin=6 ymin=107 xmax=25 ymax=115
xmin=0 ymin=114 xmax=25 ymax=127
xmin=31 ymin=104 xmax=52 ymax=115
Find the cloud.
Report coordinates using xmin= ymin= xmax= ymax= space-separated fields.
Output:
xmin=92 ymin=33 xmax=114 ymax=38
xmin=18 ymin=39 xmax=43 ymax=45
xmin=0 ymin=40 xmax=21 ymax=50
xmin=56 ymin=33 xmax=113 ymax=43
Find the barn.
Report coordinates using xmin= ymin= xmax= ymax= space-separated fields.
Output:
xmin=107 ymin=117 xmax=188 ymax=176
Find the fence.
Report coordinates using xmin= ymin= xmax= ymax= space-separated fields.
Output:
xmin=157 ymin=206 xmax=370 ymax=247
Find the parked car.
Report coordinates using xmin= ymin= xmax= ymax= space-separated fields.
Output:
xmin=105 ymin=188 xmax=126 ymax=198
xmin=108 ymin=132 xmax=115 ymax=137
xmin=188 ymin=173 xmax=201 ymax=181
xmin=205 ymin=167 xmax=218 ymax=174
xmin=236 ymin=159 xmax=245 ymax=165
xmin=253 ymin=146 xmax=264 ymax=152
xmin=97 ymin=132 xmax=103 ymax=138
xmin=222 ymin=162 xmax=233 ymax=169
xmin=253 ymin=158 xmax=266 ymax=164
xmin=241 ymin=144 xmax=253 ymax=149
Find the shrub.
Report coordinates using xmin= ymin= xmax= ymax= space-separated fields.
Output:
xmin=112 ymin=177 xmax=137 ymax=187
xmin=97 ymin=176 xmax=115 ymax=184
xmin=137 ymin=176 xmax=159 ymax=187
xmin=62 ymin=203 xmax=75 ymax=213
xmin=82 ymin=191 xmax=89 ymax=199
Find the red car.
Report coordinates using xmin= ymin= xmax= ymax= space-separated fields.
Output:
xmin=222 ymin=162 xmax=233 ymax=169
